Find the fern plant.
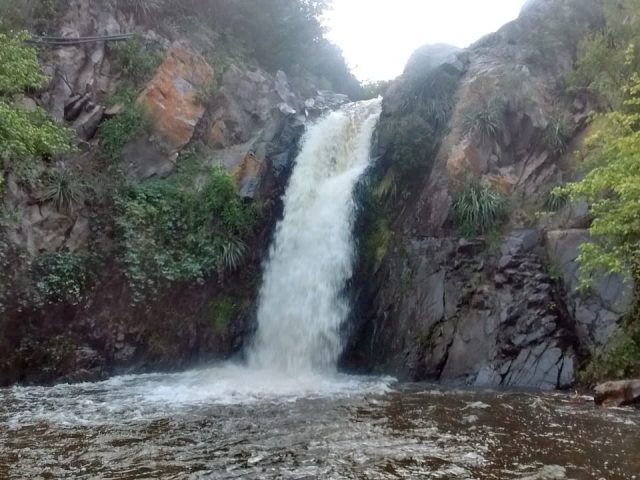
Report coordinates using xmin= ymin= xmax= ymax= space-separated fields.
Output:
xmin=452 ymin=180 xmax=509 ymax=236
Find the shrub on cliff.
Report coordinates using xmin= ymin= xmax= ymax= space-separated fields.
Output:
xmin=568 ymin=0 xmax=640 ymax=109
xmin=0 ymin=32 xmax=72 ymax=187
xmin=560 ymin=74 xmax=640 ymax=381
xmin=115 ymin=167 xmax=258 ymax=302
xmin=452 ymin=180 xmax=509 ymax=237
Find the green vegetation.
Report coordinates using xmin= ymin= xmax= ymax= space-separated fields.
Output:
xmin=208 ymin=295 xmax=238 ymax=332
xmin=363 ymin=218 xmax=393 ymax=273
xmin=581 ymin=318 xmax=640 ymax=382
xmin=0 ymin=32 xmax=72 ymax=173
xmin=548 ymin=1 xmax=640 ymax=382
xmin=110 ymin=36 xmax=164 ymax=87
xmin=115 ymin=168 xmax=257 ymax=302
xmin=452 ymin=179 xmax=509 ymax=237
xmin=37 ymin=166 xmax=88 ymax=212
xmin=99 ymin=89 xmax=150 ymax=160
xmin=542 ymin=188 xmax=570 ymax=213
xmin=567 ymin=0 xmax=640 ymax=109
xmin=0 ymin=0 xmax=64 ymax=33
xmin=31 ymin=252 xmax=88 ymax=306
xmin=543 ymin=115 xmax=572 ymax=156
xmin=462 ymin=97 xmax=505 ymax=144
xmin=121 ymin=0 xmax=360 ymax=97
xmin=559 ymin=77 xmax=640 ymax=288
xmin=356 ymin=66 xmax=461 ymax=272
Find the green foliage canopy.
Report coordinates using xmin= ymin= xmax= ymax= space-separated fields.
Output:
xmin=115 ymin=168 xmax=257 ymax=302
xmin=0 ymin=32 xmax=71 ymax=164
xmin=559 ymin=74 xmax=640 ymax=286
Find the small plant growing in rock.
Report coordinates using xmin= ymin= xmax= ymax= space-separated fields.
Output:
xmin=543 ymin=188 xmax=571 ymax=212
xmin=462 ymin=97 xmax=505 ymax=144
xmin=543 ymin=115 xmax=572 ymax=156
xmin=37 ymin=166 xmax=87 ymax=212
xmin=208 ymin=295 xmax=238 ymax=333
xmin=452 ymin=180 xmax=509 ymax=236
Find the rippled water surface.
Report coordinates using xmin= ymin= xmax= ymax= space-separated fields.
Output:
xmin=1 ymin=367 xmax=638 ymax=479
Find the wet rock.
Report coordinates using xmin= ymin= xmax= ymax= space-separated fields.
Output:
xmin=546 ymin=229 xmax=634 ymax=349
xmin=348 ymin=230 xmax=578 ymax=390
xmin=594 ymin=380 xmax=640 ymax=407
xmin=139 ymin=44 xmax=214 ymax=154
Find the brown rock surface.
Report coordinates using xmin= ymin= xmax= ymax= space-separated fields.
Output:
xmin=138 ymin=44 xmax=214 ymax=153
xmin=594 ymin=380 xmax=640 ymax=407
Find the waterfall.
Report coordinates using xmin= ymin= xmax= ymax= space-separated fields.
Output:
xmin=249 ymin=99 xmax=382 ymax=374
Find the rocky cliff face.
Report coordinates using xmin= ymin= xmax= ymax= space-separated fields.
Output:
xmin=345 ymin=0 xmax=634 ymax=389
xmin=0 ymin=0 xmax=346 ymax=385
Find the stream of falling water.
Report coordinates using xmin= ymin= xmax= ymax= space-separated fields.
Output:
xmin=249 ymin=99 xmax=381 ymax=373
xmin=1 ymin=100 xmax=639 ymax=479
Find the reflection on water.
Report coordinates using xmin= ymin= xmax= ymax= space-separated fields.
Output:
xmin=0 ymin=369 xmax=638 ymax=479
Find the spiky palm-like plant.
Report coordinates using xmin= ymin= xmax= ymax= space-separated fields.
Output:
xmin=219 ymin=236 xmax=248 ymax=272
xmin=543 ymin=116 xmax=572 ymax=156
xmin=452 ymin=180 xmax=509 ymax=236
xmin=38 ymin=167 xmax=86 ymax=212
xmin=462 ymin=98 xmax=505 ymax=144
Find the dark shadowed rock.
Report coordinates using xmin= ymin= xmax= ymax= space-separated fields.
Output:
xmin=546 ymin=229 xmax=634 ymax=349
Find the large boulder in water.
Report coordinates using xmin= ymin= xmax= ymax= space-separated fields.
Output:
xmin=594 ymin=380 xmax=640 ymax=407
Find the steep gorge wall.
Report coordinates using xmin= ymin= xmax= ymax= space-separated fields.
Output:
xmin=0 ymin=0 xmax=348 ymax=385
xmin=345 ymin=0 xmax=634 ymax=389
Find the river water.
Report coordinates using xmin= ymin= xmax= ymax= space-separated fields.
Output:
xmin=0 ymin=368 xmax=638 ymax=479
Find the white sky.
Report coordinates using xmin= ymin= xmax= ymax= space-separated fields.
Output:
xmin=325 ymin=0 xmax=529 ymax=81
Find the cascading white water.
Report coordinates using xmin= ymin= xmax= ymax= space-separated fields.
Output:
xmin=249 ymin=98 xmax=382 ymax=374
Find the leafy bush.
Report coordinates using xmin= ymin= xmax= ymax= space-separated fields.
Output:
xmin=452 ymin=180 xmax=509 ymax=236
xmin=562 ymin=74 xmax=640 ymax=382
xmin=0 ymin=0 xmax=64 ymax=34
xmin=0 ymin=32 xmax=72 ymax=164
xmin=31 ymin=252 xmax=88 ymax=305
xmin=111 ymin=36 xmax=163 ymax=87
xmin=99 ymin=91 xmax=149 ymax=160
xmin=115 ymin=168 xmax=257 ymax=302
xmin=559 ymin=74 xmax=640 ymax=287
xmin=566 ymin=0 xmax=640 ymax=109
xmin=462 ymin=97 xmax=505 ymax=144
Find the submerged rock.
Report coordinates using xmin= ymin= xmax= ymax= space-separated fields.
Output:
xmin=594 ymin=380 xmax=640 ymax=407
